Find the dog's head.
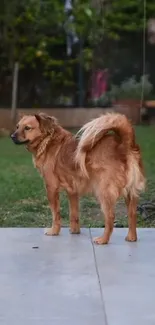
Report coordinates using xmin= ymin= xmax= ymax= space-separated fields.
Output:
xmin=11 ymin=113 xmax=57 ymax=145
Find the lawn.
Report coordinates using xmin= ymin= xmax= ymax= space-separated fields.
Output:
xmin=0 ymin=126 xmax=155 ymax=228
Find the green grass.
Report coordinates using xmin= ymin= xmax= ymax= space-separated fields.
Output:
xmin=0 ymin=126 xmax=155 ymax=228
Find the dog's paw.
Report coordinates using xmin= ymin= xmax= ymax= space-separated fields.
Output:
xmin=125 ymin=232 xmax=137 ymax=242
xmin=93 ymin=236 xmax=109 ymax=245
xmin=70 ymin=223 xmax=80 ymax=234
xmin=44 ymin=226 xmax=60 ymax=236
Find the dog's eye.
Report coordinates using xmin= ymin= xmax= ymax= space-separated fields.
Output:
xmin=16 ymin=124 xmax=19 ymax=129
xmin=25 ymin=126 xmax=31 ymax=131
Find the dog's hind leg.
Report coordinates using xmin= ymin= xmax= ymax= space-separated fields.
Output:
xmin=125 ymin=194 xmax=137 ymax=242
xmin=68 ymin=193 xmax=80 ymax=234
xmin=93 ymin=189 xmax=117 ymax=245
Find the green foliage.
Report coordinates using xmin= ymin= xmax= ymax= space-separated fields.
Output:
xmin=110 ymin=75 xmax=153 ymax=100
xmin=0 ymin=0 xmax=155 ymax=99
xmin=103 ymin=0 xmax=155 ymax=39
xmin=0 ymin=0 xmax=65 ymax=69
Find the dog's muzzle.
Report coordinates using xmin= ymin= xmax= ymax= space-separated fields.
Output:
xmin=10 ymin=133 xmax=29 ymax=145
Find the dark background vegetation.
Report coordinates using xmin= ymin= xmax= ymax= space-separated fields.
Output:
xmin=0 ymin=0 xmax=155 ymax=108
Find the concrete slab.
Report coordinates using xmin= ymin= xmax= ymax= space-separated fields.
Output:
xmin=0 ymin=228 xmax=155 ymax=325
xmin=91 ymin=228 xmax=155 ymax=325
xmin=0 ymin=228 xmax=106 ymax=325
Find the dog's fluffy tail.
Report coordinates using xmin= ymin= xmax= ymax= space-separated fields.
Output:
xmin=75 ymin=113 xmax=135 ymax=178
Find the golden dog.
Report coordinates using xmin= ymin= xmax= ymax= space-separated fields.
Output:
xmin=11 ymin=112 xmax=145 ymax=244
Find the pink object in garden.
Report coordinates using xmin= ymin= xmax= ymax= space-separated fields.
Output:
xmin=91 ymin=69 xmax=109 ymax=100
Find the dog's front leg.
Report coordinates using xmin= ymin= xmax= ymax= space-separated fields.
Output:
xmin=44 ymin=183 xmax=61 ymax=236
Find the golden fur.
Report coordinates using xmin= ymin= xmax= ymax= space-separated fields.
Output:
xmin=11 ymin=112 xmax=145 ymax=244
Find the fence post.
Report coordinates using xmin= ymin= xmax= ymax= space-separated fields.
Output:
xmin=78 ymin=38 xmax=84 ymax=107
xmin=11 ymin=62 xmax=19 ymax=126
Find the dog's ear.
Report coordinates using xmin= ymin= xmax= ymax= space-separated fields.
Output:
xmin=35 ymin=113 xmax=57 ymax=135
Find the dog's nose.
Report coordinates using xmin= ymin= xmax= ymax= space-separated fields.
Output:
xmin=10 ymin=133 xmax=16 ymax=139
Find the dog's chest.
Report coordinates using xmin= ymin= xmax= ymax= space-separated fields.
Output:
xmin=32 ymin=157 xmax=44 ymax=175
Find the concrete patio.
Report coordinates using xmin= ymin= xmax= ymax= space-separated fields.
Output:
xmin=0 ymin=228 xmax=155 ymax=325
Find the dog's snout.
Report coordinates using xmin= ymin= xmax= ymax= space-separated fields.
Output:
xmin=10 ymin=132 xmax=18 ymax=143
xmin=11 ymin=133 xmax=16 ymax=139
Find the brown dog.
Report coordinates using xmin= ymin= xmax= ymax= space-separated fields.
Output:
xmin=11 ymin=112 xmax=145 ymax=244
